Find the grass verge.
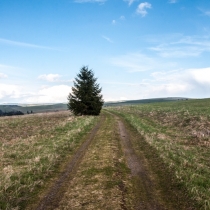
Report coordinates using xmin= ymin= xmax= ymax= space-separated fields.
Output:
xmin=0 ymin=111 xmax=98 ymax=210
xmin=106 ymin=99 xmax=210 ymax=209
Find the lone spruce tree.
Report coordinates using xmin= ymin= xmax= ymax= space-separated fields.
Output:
xmin=67 ymin=66 xmax=103 ymax=115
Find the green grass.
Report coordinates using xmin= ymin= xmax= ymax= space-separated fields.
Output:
xmin=0 ymin=111 xmax=98 ymax=210
xmin=106 ymin=98 xmax=210 ymax=209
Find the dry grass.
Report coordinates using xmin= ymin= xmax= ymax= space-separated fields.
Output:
xmin=56 ymin=112 xmax=134 ymax=210
xmin=0 ymin=111 xmax=98 ymax=210
xmin=107 ymin=99 xmax=210 ymax=209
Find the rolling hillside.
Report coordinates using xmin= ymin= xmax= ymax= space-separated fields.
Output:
xmin=0 ymin=103 xmax=68 ymax=114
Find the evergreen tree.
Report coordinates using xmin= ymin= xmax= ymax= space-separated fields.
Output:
xmin=67 ymin=66 xmax=103 ymax=115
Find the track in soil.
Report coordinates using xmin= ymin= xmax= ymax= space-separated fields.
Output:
xmin=34 ymin=111 xmax=196 ymax=210
xmin=35 ymin=117 xmax=103 ymax=210
xmin=117 ymin=119 xmax=164 ymax=210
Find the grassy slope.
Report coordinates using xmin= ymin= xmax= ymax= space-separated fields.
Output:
xmin=104 ymin=97 xmax=190 ymax=107
xmin=0 ymin=111 xmax=98 ymax=210
xmin=0 ymin=104 xmax=67 ymax=114
xmin=107 ymin=98 xmax=210 ymax=209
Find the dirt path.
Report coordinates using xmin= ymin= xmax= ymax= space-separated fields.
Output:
xmin=117 ymin=119 xmax=164 ymax=210
xmin=35 ymin=117 xmax=103 ymax=210
xmin=115 ymin=112 xmax=196 ymax=210
xmin=33 ymin=111 xmax=195 ymax=210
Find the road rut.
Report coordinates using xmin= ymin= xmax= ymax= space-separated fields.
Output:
xmin=33 ymin=111 xmax=196 ymax=210
xmin=35 ymin=117 xmax=103 ymax=210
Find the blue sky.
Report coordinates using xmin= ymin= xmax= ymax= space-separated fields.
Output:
xmin=0 ymin=0 xmax=210 ymax=103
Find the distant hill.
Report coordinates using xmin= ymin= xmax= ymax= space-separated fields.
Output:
xmin=0 ymin=103 xmax=68 ymax=114
xmin=104 ymin=97 xmax=190 ymax=107
xmin=0 ymin=98 xmax=191 ymax=114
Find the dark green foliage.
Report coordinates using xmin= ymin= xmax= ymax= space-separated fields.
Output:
xmin=67 ymin=66 xmax=103 ymax=115
xmin=0 ymin=109 xmax=24 ymax=116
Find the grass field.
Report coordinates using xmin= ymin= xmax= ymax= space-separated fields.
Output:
xmin=56 ymin=112 xmax=134 ymax=210
xmin=0 ymin=111 xmax=98 ymax=210
xmin=106 ymin=98 xmax=210 ymax=209
xmin=1 ymin=98 xmax=210 ymax=209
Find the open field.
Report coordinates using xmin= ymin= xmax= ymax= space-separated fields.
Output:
xmin=0 ymin=111 xmax=98 ymax=209
xmin=104 ymin=97 xmax=190 ymax=107
xmin=1 ymin=99 xmax=209 ymax=209
xmin=34 ymin=111 xmax=195 ymax=210
xmin=106 ymin=98 xmax=210 ymax=209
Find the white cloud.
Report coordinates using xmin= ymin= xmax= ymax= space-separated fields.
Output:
xmin=120 ymin=16 xmax=125 ymax=20
xmin=25 ymin=85 xmax=72 ymax=103
xmin=124 ymin=0 xmax=136 ymax=6
xmin=0 ymin=84 xmax=72 ymax=104
xmin=38 ymin=74 xmax=62 ymax=82
xmin=136 ymin=2 xmax=152 ymax=17
xmin=189 ymin=68 xmax=210 ymax=85
xmin=141 ymin=67 xmax=210 ymax=98
xmin=0 ymin=38 xmax=53 ymax=50
xmin=0 ymin=84 xmax=21 ymax=100
xmin=102 ymin=35 xmax=113 ymax=43
xmin=0 ymin=73 xmax=7 ymax=79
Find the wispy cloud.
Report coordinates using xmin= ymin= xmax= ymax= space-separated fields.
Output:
xmin=148 ymin=34 xmax=210 ymax=58
xmin=112 ymin=16 xmax=125 ymax=25
xmin=25 ymin=85 xmax=72 ymax=103
xmin=199 ymin=8 xmax=210 ymax=17
xmin=142 ymin=68 xmax=210 ymax=98
xmin=0 ymin=64 xmax=20 ymax=70
xmin=0 ymin=73 xmax=7 ymax=79
xmin=38 ymin=74 xmax=62 ymax=82
xmin=111 ymin=52 xmax=176 ymax=72
xmin=168 ymin=0 xmax=177 ymax=3
xmin=136 ymin=2 xmax=152 ymax=17
xmin=0 ymin=84 xmax=21 ymax=100
xmin=102 ymin=35 xmax=113 ymax=43
xmin=112 ymin=20 xmax=116 ymax=24
xmin=0 ymin=38 xmax=54 ymax=50
xmin=124 ymin=0 xmax=137 ymax=6
xmin=74 ymin=0 xmax=106 ymax=3
xmin=0 ymin=84 xmax=72 ymax=103
xmin=102 ymin=81 xmax=141 ymax=86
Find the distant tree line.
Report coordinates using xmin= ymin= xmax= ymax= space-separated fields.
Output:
xmin=0 ymin=110 xmax=24 ymax=117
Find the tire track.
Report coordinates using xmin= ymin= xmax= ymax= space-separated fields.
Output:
xmin=108 ymin=111 xmax=196 ymax=210
xmin=117 ymin=118 xmax=164 ymax=210
xmin=35 ymin=116 xmax=104 ymax=210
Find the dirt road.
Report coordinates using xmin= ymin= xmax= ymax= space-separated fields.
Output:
xmin=33 ymin=111 xmax=195 ymax=210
